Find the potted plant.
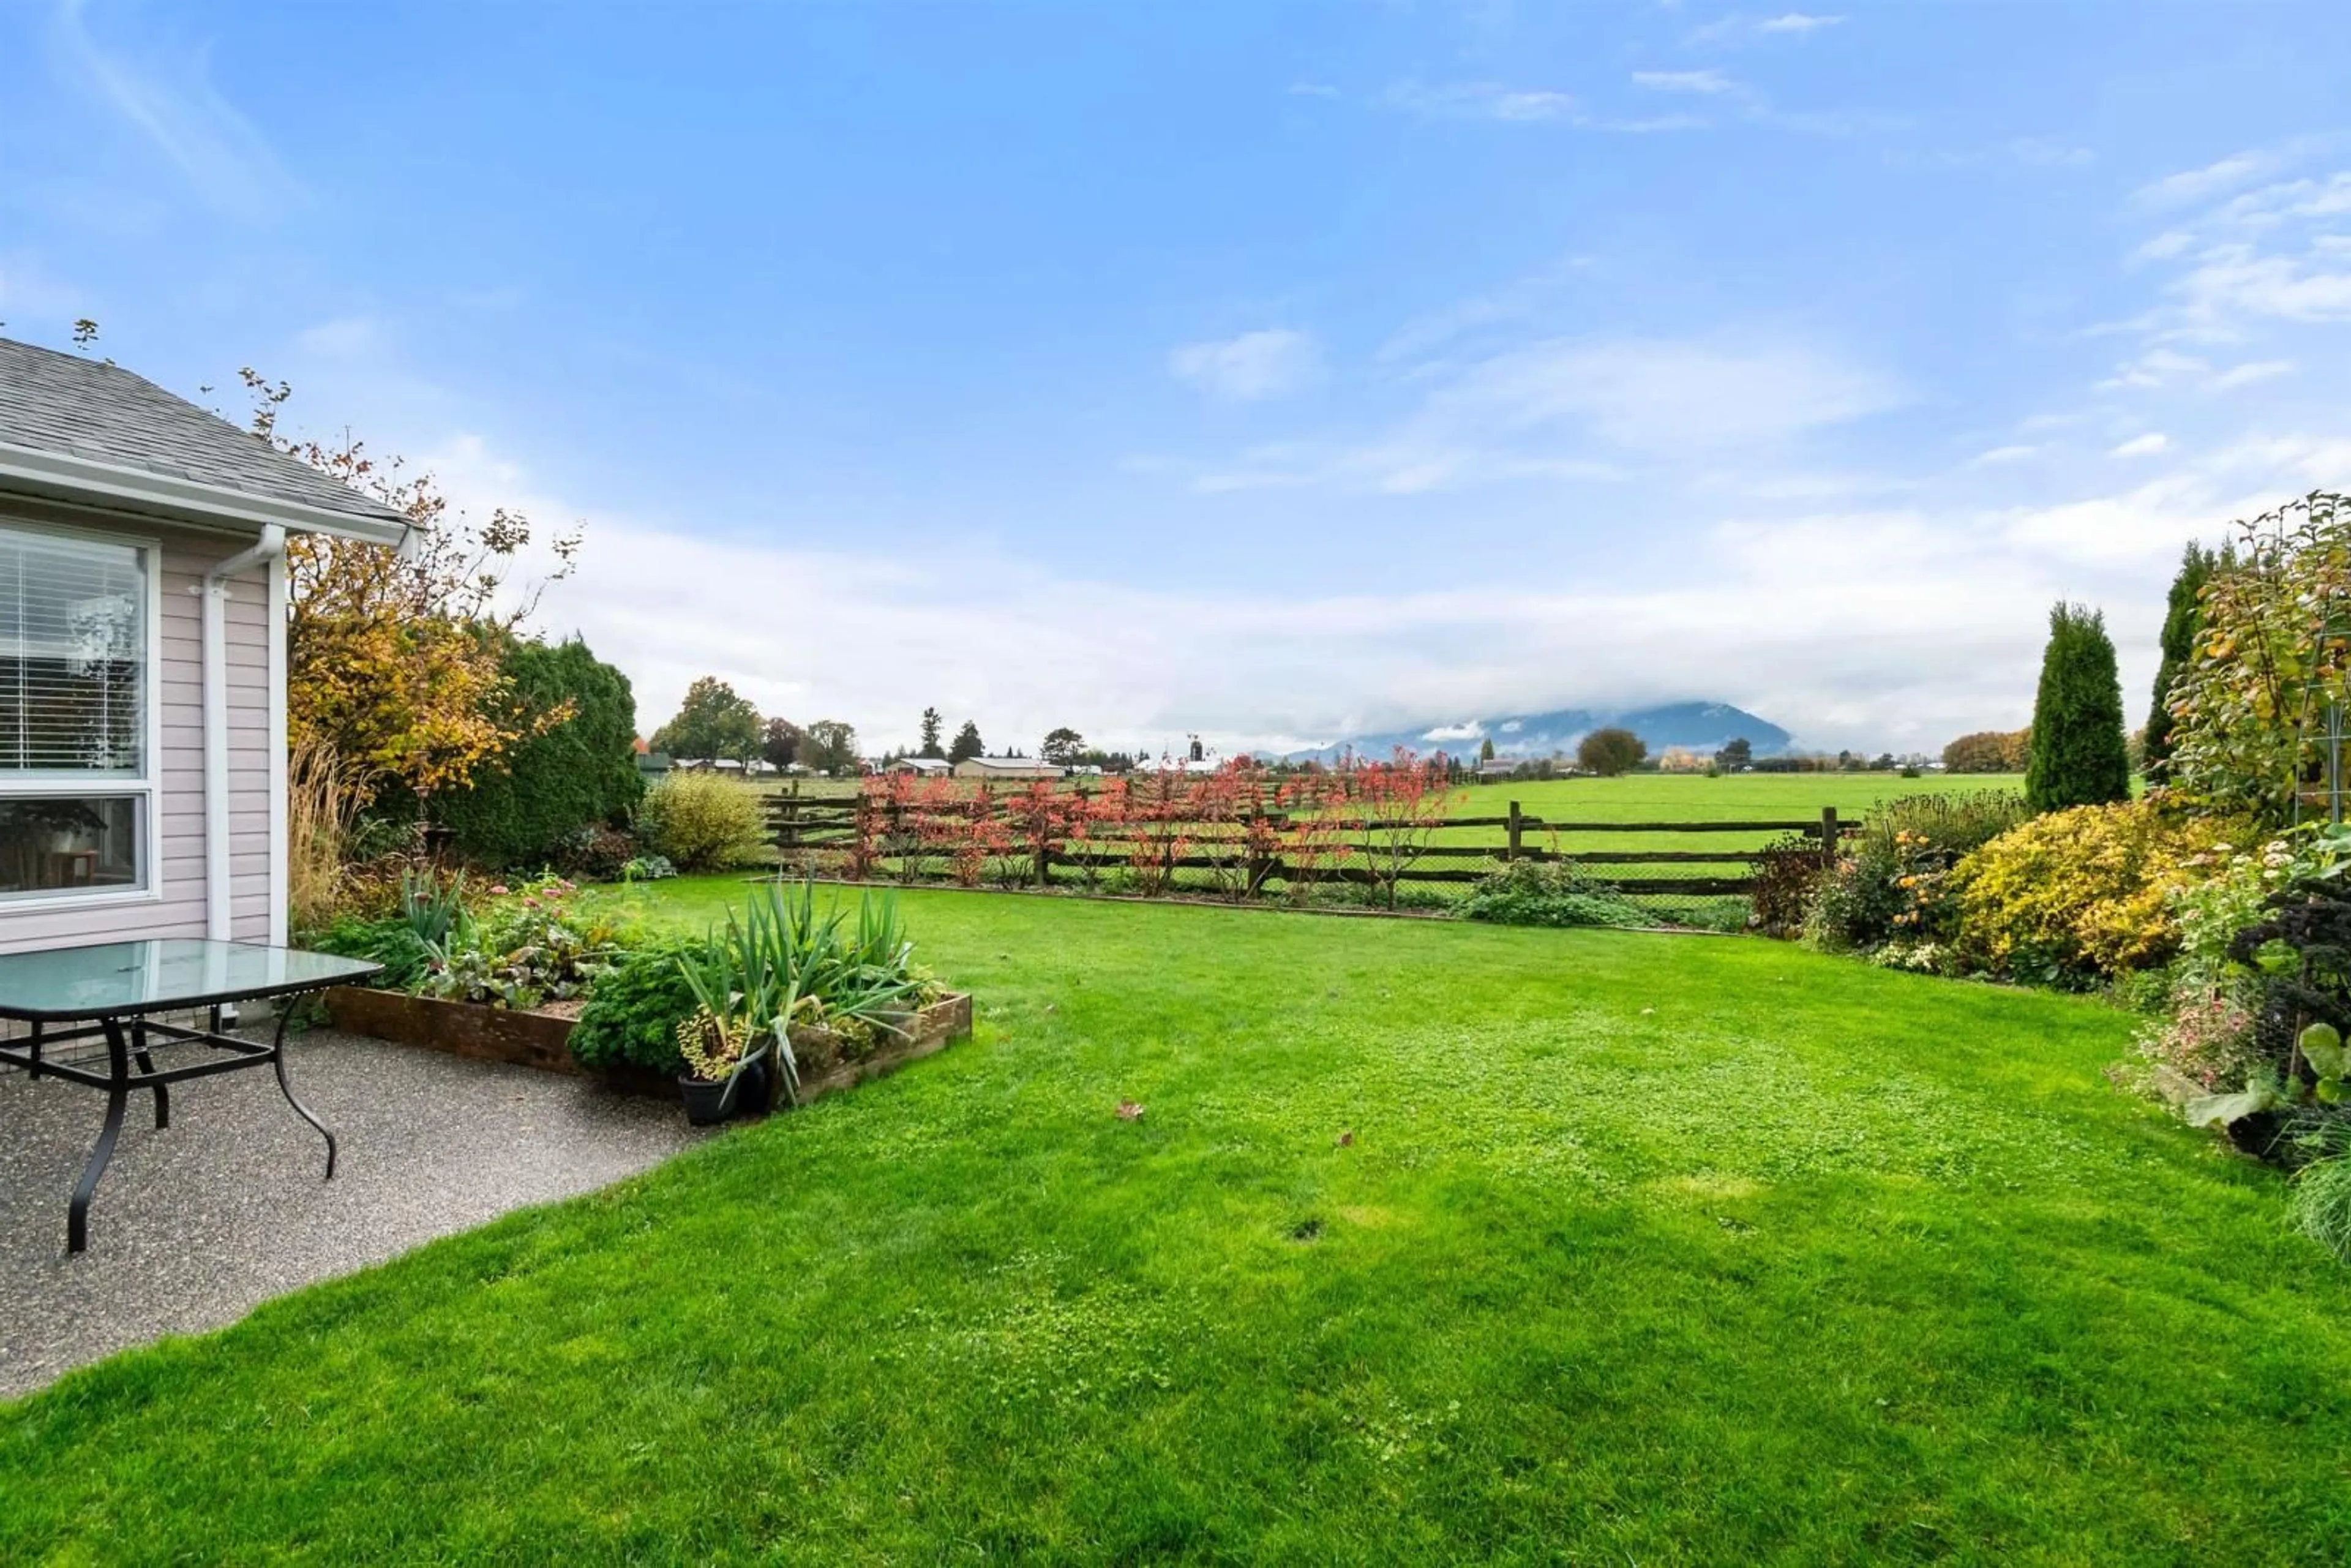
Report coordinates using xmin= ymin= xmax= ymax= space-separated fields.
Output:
xmin=673 ymin=1005 xmax=776 ymax=1126
xmin=672 ymin=893 xmax=809 ymax=1125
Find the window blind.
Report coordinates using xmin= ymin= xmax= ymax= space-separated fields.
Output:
xmin=0 ymin=531 xmax=146 ymax=776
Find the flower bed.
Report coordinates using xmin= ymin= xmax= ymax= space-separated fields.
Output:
xmin=326 ymin=983 xmax=972 ymax=1108
xmin=312 ymin=871 xmax=968 ymax=1120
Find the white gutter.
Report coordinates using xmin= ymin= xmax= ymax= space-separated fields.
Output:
xmin=204 ymin=525 xmax=287 ymax=940
xmin=0 ymin=444 xmax=409 ymax=547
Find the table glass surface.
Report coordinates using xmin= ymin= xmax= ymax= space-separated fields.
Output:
xmin=0 ymin=940 xmax=380 ymax=1021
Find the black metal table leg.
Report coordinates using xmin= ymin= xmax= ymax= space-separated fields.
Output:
xmin=268 ymin=1004 xmax=336 ymax=1179
xmin=130 ymin=1016 xmax=168 ymax=1130
xmin=67 ymin=1018 xmax=133 ymax=1255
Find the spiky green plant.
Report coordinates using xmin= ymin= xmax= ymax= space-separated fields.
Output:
xmin=672 ymin=882 xmax=932 ymax=1101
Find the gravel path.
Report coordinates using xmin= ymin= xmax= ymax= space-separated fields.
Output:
xmin=0 ymin=1027 xmax=704 ymax=1399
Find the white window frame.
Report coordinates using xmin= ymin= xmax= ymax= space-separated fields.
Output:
xmin=0 ymin=515 xmax=164 ymax=912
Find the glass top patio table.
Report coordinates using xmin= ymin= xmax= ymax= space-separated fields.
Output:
xmin=0 ymin=939 xmax=380 ymax=1023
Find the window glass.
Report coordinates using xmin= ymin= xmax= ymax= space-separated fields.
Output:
xmin=0 ymin=795 xmax=143 ymax=893
xmin=0 ymin=531 xmax=146 ymax=775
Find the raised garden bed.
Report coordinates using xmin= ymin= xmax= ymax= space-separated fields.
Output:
xmin=324 ymin=987 xmax=974 ymax=1109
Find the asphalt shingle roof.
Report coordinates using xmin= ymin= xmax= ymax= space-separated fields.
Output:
xmin=0 ymin=337 xmax=410 ymax=531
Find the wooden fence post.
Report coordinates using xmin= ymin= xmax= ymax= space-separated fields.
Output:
xmin=1507 ymin=800 xmax=1523 ymax=862
xmin=1819 ymin=806 xmax=1839 ymax=869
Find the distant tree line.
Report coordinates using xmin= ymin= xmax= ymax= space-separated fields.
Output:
xmin=650 ymin=677 xmax=860 ymax=773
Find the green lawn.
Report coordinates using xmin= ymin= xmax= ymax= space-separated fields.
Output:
xmin=7 ymin=883 xmax=2347 ymax=1563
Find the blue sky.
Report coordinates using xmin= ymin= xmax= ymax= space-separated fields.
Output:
xmin=5 ymin=1 xmax=2350 ymax=756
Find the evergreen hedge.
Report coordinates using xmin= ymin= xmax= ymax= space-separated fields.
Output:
xmin=2143 ymin=542 xmax=2221 ymax=780
xmin=2025 ymin=602 xmax=2131 ymax=813
xmin=434 ymin=636 xmax=644 ymax=868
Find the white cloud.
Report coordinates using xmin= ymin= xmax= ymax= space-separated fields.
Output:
xmin=1691 ymin=12 xmax=1843 ymax=45
xmin=539 ymin=503 xmax=2161 ymax=755
xmin=2095 ymin=348 xmax=2206 ymax=392
xmin=1429 ymin=334 xmax=1900 ymax=454
xmin=1383 ymin=81 xmax=1577 ymax=123
xmin=1191 ymin=332 xmax=1895 ymax=497
xmin=2110 ymin=433 xmax=2170 ymax=457
xmin=2136 ymin=150 xmax=2274 ymax=208
xmin=45 ymin=0 xmax=301 ymax=219
xmin=1970 ymin=445 xmax=2041 ymax=466
xmin=391 ymin=415 xmax=2350 ymax=757
xmin=2210 ymin=359 xmax=2294 ymax=390
xmin=1374 ymin=254 xmax=1596 ymax=363
xmin=1286 ymin=82 xmax=1340 ymax=99
xmin=2172 ymin=242 xmax=2351 ymax=329
xmin=1169 ymin=329 xmax=1320 ymax=402
xmin=1632 ymin=70 xmax=1738 ymax=94
xmin=1421 ymin=721 xmax=1485 ymax=741
xmin=2135 ymin=230 xmax=2195 ymax=261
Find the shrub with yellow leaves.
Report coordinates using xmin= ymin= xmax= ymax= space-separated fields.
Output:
xmin=1951 ymin=799 xmax=2252 ymax=982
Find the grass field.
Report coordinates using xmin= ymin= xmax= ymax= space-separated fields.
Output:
xmin=6 ymin=885 xmax=2348 ymax=1562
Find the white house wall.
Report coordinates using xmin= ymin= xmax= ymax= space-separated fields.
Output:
xmin=0 ymin=496 xmax=278 ymax=953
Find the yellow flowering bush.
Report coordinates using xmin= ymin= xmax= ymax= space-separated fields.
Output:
xmin=1952 ymin=800 xmax=2251 ymax=981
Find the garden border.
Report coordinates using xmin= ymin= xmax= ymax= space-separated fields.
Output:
xmin=324 ymin=986 xmax=978 ymax=1105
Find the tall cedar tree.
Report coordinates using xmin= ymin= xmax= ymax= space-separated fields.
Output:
xmin=918 ymin=707 xmax=945 ymax=759
xmin=2143 ymin=542 xmax=2221 ymax=780
xmin=947 ymin=721 xmax=986 ymax=764
xmin=2025 ymin=602 xmax=2132 ymax=812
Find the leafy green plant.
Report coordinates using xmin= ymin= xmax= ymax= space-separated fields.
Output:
xmin=420 ymin=874 xmax=623 ymax=1008
xmin=1802 ymin=791 xmax=2031 ymax=954
xmin=1458 ymin=860 xmax=1649 ymax=929
xmin=399 ymin=865 xmax=471 ymax=951
xmin=568 ymin=940 xmax=711 ymax=1075
xmin=2169 ymin=491 xmax=2351 ymax=821
xmin=310 ymin=866 xmax=476 ymax=991
xmin=2287 ymin=1117 xmax=2351 ymax=1263
xmin=638 ymin=772 xmax=768 ymax=872
xmin=621 ymin=853 xmax=677 ymax=882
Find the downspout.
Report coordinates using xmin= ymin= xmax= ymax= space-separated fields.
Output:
xmin=204 ymin=525 xmax=286 ymax=941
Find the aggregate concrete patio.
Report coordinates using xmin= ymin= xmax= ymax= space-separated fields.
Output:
xmin=0 ymin=1027 xmax=704 ymax=1399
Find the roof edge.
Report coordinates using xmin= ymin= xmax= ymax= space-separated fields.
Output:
xmin=0 ymin=443 xmax=411 ymax=547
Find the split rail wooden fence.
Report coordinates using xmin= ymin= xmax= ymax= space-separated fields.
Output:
xmin=765 ymin=786 xmax=1859 ymax=909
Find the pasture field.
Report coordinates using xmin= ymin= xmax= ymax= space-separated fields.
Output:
xmin=6 ymin=885 xmax=2347 ymax=1563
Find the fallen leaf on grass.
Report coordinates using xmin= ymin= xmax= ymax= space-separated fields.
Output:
xmin=1337 ymin=1130 xmax=1354 ymax=1147
xmin=1116 ymin=1101 xmax=1146 ymax=1121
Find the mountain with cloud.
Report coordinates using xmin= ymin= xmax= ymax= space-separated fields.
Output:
xmin=1284 ymin=702 xmax=1793 ymax=764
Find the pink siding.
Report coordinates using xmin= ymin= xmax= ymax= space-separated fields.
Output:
xmin=0 ymin=497 xmax=279 ymax=953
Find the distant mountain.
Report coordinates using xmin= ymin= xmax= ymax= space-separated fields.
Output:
xmin=1284 ymin=702 xmax=1793 ymax=765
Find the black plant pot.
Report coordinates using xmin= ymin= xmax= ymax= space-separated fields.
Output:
xmin=677 ymin=1057 xmax=772 ymax=1127
xmin=736 ymin=1056 xmax=774 ymax=1117
xmin=678 ymin=1073 xmax=737 ymax=1127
